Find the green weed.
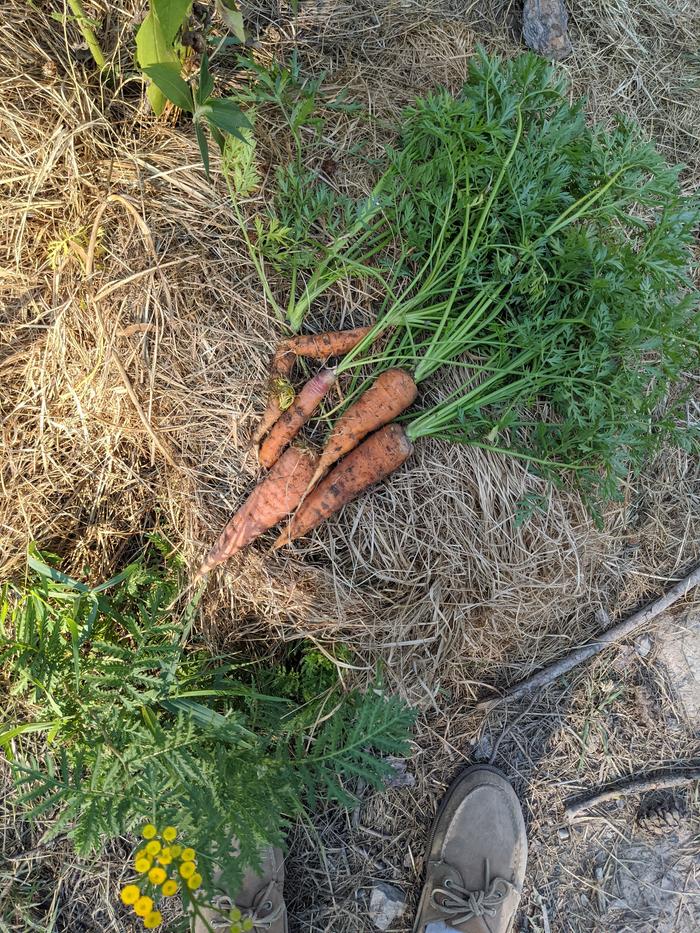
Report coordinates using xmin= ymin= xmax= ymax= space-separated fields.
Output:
xmin=0 ymin=542 xmax=413 ymax=923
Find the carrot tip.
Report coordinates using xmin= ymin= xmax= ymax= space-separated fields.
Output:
xmin=271 ymin=531 xmax=288 ymax=550
xmin=307 ymin=465 xmax=325 ymax=492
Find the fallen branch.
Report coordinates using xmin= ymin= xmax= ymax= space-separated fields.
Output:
xmin=479 ymin=563 xmax=700 ymax=708
xmin=565 ymin=766 xmax=700 ymax=820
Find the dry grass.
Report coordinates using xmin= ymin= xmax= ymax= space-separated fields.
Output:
xmin=1 ymin=0 xmax=700 ymax=930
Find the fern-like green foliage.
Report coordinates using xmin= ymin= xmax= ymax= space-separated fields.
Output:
xmin=387 ymin=52 xmax=700 ymax=508
xmin=257 ymin=49 xmax=699 ymax=509
xmin=0 ymin=544 xmax=414 ymax=904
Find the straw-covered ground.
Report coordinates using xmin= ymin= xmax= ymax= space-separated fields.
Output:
xmin=1 ymin=1 xmax=699 ymax=930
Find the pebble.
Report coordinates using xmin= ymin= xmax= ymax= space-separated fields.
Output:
xmin=635 ymin=635 xmax=653 ymax=658
xmin=369 ymin=883 xmax=406 ymax=931
xmin=384 ymin=756 xmax=416 ymax=789
xmin=471 ymin=733 xmax=493 ymax=760
xmin=557 ymin=826 xmax=571 ymax=841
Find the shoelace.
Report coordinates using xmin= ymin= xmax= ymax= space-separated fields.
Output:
xmin=429 ymin=859 xmax=512 ymax=926
xmin=210 ymin=881 xmax=285 ymax=930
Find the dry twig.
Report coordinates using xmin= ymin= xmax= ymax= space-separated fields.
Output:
xmin=479 ymin=563 xmax=700 ymax=708
xmin=565 ymin=767 xmax=700 ymax=820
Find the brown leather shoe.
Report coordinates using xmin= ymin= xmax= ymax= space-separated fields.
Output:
xmin=193 ymin=846 xmax=288 ymax=932
xmin=413 ymin=766 xmax=527 ymax=933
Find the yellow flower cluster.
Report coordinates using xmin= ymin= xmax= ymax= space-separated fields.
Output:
xmin=119 ymin=824 xmax=203 ymax=930
xmin=228 ymin=906 xmax=255 ymax=933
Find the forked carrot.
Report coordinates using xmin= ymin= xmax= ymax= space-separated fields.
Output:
xmin=272 ymin=423 xmax=413 ymax=547
xmin=253 ymin=327 xmax=373 ymax=446
xmin=306 ymin=369 xmax=417 ymax=492
xmin=258 ymin=367 xmax=336 ymax=469
xmin=196 ymin=446 xmax=317 ymax=578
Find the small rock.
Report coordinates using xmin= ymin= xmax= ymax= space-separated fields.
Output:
xmin=523 ymin=0 xmax=573 ymax=60
xmin=384 ymin=756 xmax=416 ymax=789
xmin=594 ymin=866 xmax=604 ymax=882
xmin=471 ymin=733 xmax=493 ymax=761
xmin=579 ymin=894 xmax=589 ymax=906
xmin=369 ymin=883 xmax=406 ymax=931
xmin=634 ymin=634 xmax=653 ymax=658
xmin=557 ymin=826 xmax=570 ymax=841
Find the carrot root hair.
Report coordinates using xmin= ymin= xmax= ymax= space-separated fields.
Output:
xmin=252 ymin=351 xmax=295 ymax=446
xmin=252 ymin=326 xmax=374 ymax=448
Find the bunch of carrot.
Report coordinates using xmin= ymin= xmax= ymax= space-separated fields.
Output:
xmin=196 ymin=329 xmax=418 ymax=577
xmin=198 ymin=51 xmax=700 ymax=578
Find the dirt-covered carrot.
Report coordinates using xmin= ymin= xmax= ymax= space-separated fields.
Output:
xmin=258 ymin=367 xmax=336 ymax=469
xmin=252 ymin=351 xmax=296 ymax=446
xmin=272 ymin=423 xmax=413 ymax=547
xmin=196 ymin=446 xmax=317 ymax=578
xmin=278 ymin=326 xmax=374 ymax=365
xmin=253 ymin=327 xmax=374 ymax=446
xmin=306 ymin=369 xmax=417 ymax=492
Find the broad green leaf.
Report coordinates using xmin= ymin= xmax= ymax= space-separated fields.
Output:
xmin=160 ymin=698 xmax=257 ymax=745
xmin=143 ymin=63 xmax=193 ymax=112
xmin=197 ymin=52 xmax=214 ymax=105
xmin=216 ymin=0 xmax=246 ymax=42
xmin=0 ymin=721 xmax=57 ymax=758
xmin=195 ymin=121 xmax=210 ymax=178
xmin=147 ymin=82 xmax=167 ymax=117
xmin=206 ymin=98 xmax=251 ymax=141
xmin=135 ymin=10 xmax=176 ymax=67
xmin=28 ymin=553 xmax=88 ymax=592
xmin=91 ymin=562 xmax=139 ymax=593
xmin=136 ymin=9 xmax=179 ymax=115
xmin=152 ymin=0 xmax=191 ymax=45
xmin=171 ymin=687 xmax=290 ymax=704
xmin=209 ymin=123 xmax=226 ymax=153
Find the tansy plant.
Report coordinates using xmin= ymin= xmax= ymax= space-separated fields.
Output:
xmin=119 ymin=824 xmax=205 ymax=930
xmin=121 ymin=823 xmax=260 ymax=930
xmin=0 ymin=543 xmax=414 ymax=926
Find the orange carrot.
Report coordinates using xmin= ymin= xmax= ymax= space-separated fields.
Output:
xmin=252 ymin=351 xmax=295 ymax=446
xmin=252 ymin=327 xmax=373 ymax=446
xmin=273 ymin=423 xmax=413 ymax=547
xmin=196 ymin=446 xmax=317 ymax=578
xmin=306 ymin=369 xmax=417 ymax=492
xmin=258 ymin=367 xmax=336 ymax=469
xmin=278 ymin=326 xmax=373 ymax=364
